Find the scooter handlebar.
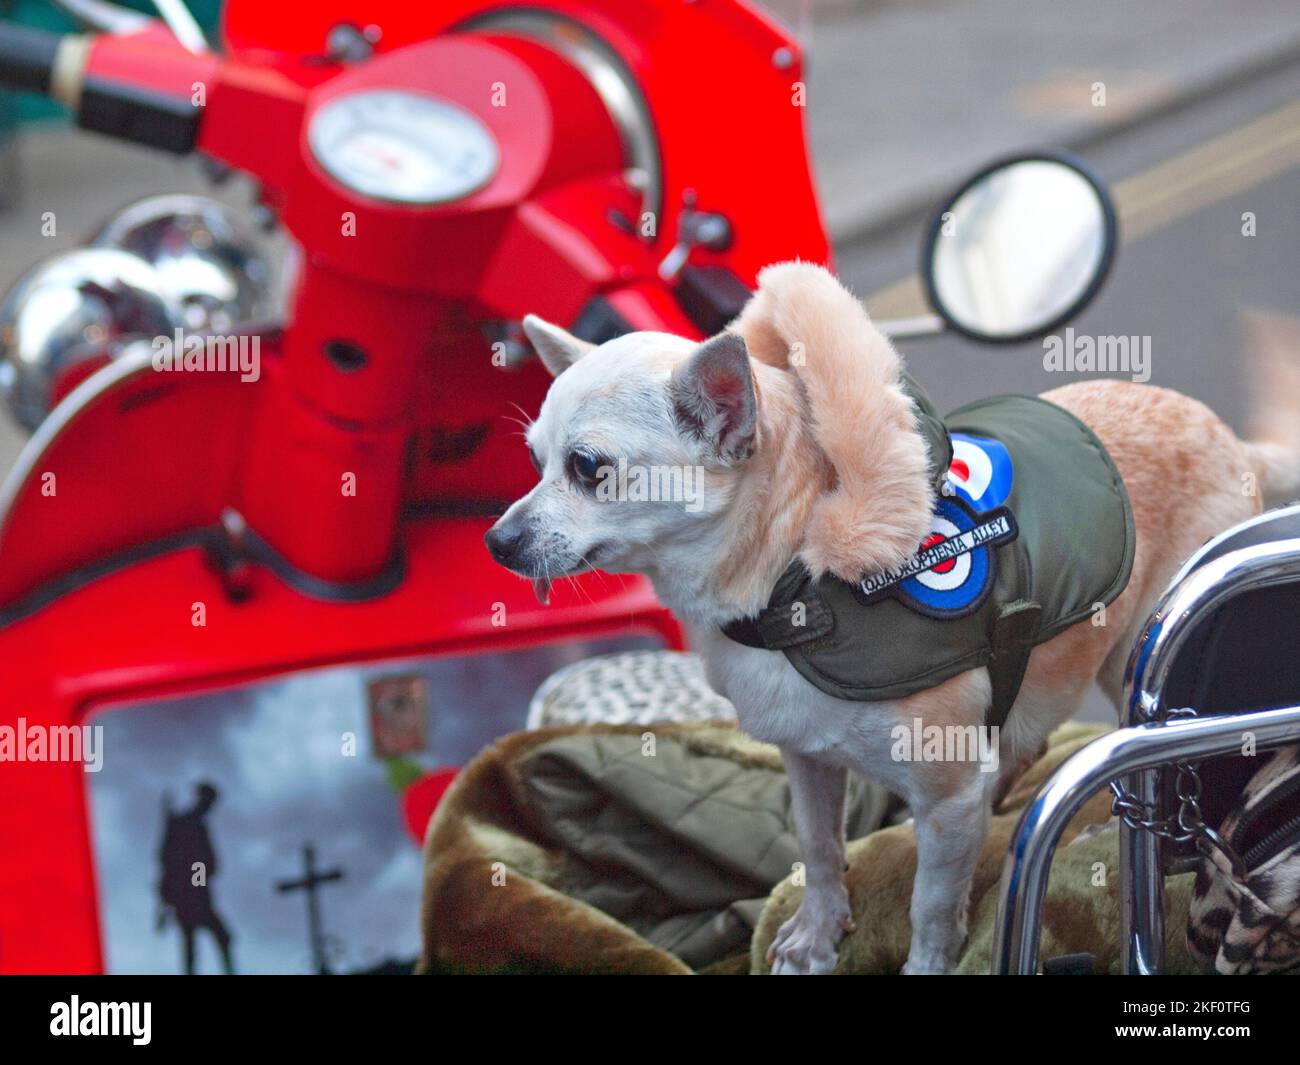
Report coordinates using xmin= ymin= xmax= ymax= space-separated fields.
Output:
xmin=0 ymin=22 xmax=64 ymax=95
xmin=0 ymin=19 xmax=207 ymax=154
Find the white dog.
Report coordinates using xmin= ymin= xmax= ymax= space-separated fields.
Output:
xmin=485 ymin=262 xmax=1300 ymax=974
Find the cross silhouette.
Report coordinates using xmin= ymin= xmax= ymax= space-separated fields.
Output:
xmin=275 ymin=843 xmax=344 ymax=975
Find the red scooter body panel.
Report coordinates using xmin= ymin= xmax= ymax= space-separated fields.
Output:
xmin=0 ymin=514 xmax=674 ymax=973
xmin=218 ymin=0 xmax=831 ymax=281
xmin=0 ymin=353 xmax=257 ymax=606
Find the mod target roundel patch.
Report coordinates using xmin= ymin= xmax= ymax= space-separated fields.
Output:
xmin=948 ymin=433 xmax=1013 ymax=511
xmin=897 ymin=497 xmax=996 ymax=616
xmin=850 ymin=434 xmax=1019 ymax=618
xmin=852 ymin=496 xmax=1018 ymax=617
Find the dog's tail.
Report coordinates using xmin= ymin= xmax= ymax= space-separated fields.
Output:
xmin=1243 ymin=309 xmax=1300 ymax=507
xmin=731 ymin=261 xmax=933 ymax=580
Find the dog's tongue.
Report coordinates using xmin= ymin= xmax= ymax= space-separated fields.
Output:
xmin=533 ymin=577 xmax=552 ymax=605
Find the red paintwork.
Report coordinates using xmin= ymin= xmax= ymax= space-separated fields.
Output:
xmin=402 ymin=768 xmax=460 ymax=845
xmin=2 ymin=509 xmax=671 ymax=973
xmin=0 ymin=0 xmax=830 ymax=972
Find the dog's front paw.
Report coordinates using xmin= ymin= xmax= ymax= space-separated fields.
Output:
xmin=766 ymin=887 xmax=854 ymax=975
xmin=900 ymin=952 xmax=952 ymax=975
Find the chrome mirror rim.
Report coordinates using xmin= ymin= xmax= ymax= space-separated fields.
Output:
xmin=920 ymin=149 xmax=1119 ymax=346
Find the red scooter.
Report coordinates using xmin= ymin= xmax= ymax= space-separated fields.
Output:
xmin=0 ymin=1 xmax=831 ymax=973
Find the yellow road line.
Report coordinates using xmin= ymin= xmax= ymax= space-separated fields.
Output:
xmin=1116 ymin=99 xmax=1300 ymax=238
xmin=1114 ymin=98 xmax=1300 ymax=214
xmin=864 ymin=96 xmax=1300 ymax=317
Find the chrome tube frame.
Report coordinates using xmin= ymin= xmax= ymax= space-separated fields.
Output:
xmin=991 ymin=704 xmax=1300 ymax=974
xmin=992 ymin=512 xmax=1300 ymax=975
xmin=1118 ymin=528 xmax=1300 ymax=973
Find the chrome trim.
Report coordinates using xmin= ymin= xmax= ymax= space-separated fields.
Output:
xmin=1149 ymin=501 xmax=1300 ymax=630
xmin=878 ymin=313 xmax=946 ymax=340
xmin=1120 ymin=759 xmax=1164 ymax=974
xmin=89 ymin=193 xmax=274 ymax=333
xmin=992 ymin=510 xmax=1300 ymax=974
xmin=460 ymin=8 xmax=663 ymax=230
xmin=0 ymin=249 xmax=177 ymax=430
xmin=992 ymin=703 xmax=1300 ymax=974
xmin=1123 ymin=521 xmax=1300 ymax=724
xmin=1116 ymin=509 xmax=1300 ymax=974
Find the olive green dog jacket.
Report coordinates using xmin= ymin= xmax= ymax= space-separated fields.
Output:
xmin=722 ymin=378 xmax=1136 ymax=727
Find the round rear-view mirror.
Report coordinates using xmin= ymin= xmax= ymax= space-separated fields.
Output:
xmin=921 ymin=152 xmax=1118 ymax=344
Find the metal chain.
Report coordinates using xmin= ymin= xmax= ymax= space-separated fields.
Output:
xmin=1108 ymin=707 xmax=1249 ymax=879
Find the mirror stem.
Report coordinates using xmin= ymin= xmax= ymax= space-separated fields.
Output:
xmin=877 ymin=313 xmax=946 ymax=341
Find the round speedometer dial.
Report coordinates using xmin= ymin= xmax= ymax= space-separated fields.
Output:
xmin=307 ymin=90 xmax=500 ymax=205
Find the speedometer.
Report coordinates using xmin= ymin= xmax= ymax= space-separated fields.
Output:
xmin=307 ymin=90 xmax=500 ymax=205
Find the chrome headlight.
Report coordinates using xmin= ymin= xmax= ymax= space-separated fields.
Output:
xmin=92 ymin=194 xmax=270 ymax=333
xmin=0 ymin=248 xmax=177 ymax=430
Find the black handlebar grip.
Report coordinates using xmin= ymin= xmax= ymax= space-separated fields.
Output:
xmin=0 ymin=23 xmax=63 ymax=95
xmin=0 ymin=21 xmax=198 ymax=154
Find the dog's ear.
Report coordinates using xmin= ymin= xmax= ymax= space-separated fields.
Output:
xmin=522 ymin=315 xmax=595 ymax=377
xmin=670 ymin=332 xmax=757 ymax=463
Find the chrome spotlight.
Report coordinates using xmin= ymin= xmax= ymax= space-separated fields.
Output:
xmin=92 ymin=194 xmax=271 ymax=333
xmin=0 ymin=248 xmax=177 ymax=430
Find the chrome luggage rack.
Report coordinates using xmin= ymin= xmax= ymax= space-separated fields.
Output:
xmin=992 ymin=504 xmax=1300 ymax=974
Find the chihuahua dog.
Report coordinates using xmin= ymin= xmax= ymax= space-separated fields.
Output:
xmin=485 ymin=262 xmax=1300 ymax=973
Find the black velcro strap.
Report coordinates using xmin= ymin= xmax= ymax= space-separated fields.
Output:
xmin=987 ymin=600 xmax=1043 ymax=728
xmin=720 ymin=615 xmax=766 ymax=648
xmin=721 ymin=593 xmax=834 ymax=651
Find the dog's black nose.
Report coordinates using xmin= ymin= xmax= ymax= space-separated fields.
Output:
xmin=485 ymin=524 xmax=524 ymax=567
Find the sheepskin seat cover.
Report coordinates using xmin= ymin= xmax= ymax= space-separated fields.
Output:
xmin=418 ymin=721 xmax=1196 ymax=975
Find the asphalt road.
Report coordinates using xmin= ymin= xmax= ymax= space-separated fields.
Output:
xmin=803 ymin=0 xmax=1300 ymax=240
xmin=839 ymin=58 xmax=1300 ymax=721
xmin=844 ymin=57 xmax=1300 ymax=424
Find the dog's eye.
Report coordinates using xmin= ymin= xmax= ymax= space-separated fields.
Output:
xmin=567 ymin=451 xmax=606 ymax=488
